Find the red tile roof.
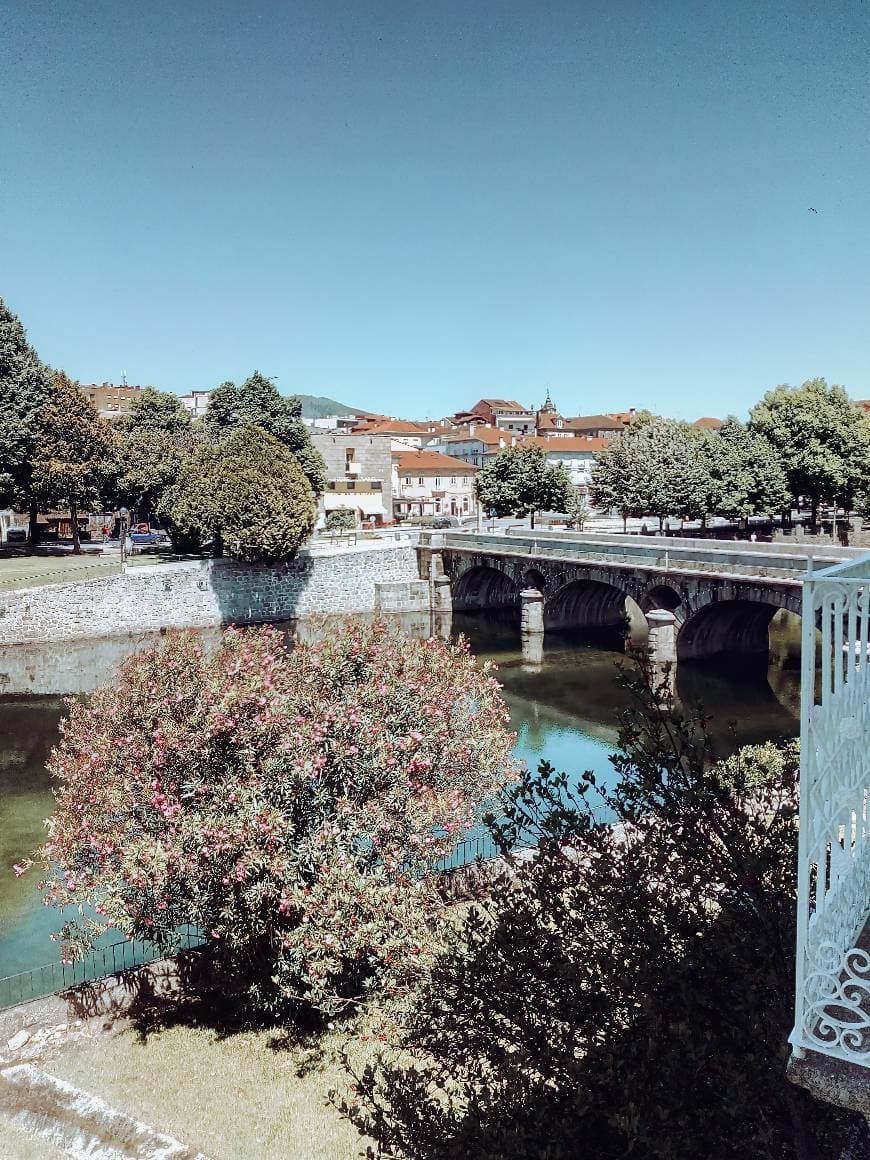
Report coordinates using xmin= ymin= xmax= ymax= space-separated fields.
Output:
xmin=352 ymin=419 xmax=433 ymax=435
xmin=693 ymin=417 xmax=723 ymax=429
xmin=563 ymin=414 xmax=624 ymax=431
xmin=395 ymin=449 xmax=480 ymax=474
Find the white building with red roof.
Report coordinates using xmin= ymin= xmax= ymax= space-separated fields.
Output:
xmin=392 ymin=449 xmax=480 ymax=519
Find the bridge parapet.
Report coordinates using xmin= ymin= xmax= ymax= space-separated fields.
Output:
xmin=430 ymin=531 xmax=854 ymax=584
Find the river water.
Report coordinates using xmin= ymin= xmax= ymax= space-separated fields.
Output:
xmin=0 ymin=612 xmax=802 ymax=980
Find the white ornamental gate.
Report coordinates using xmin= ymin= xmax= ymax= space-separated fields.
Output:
xmin=791 ymin=555 xmax=870 ymax=1064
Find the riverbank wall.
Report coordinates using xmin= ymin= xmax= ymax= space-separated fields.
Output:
xmin=0 ymin=542 xmax=421 ymax=646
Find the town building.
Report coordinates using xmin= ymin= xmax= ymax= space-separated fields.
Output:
xmin=516 ymin=435 xmax=610 ymax=495
xmin=692 ymin=416 xmax=723 ymax=430
xmin=310 ymin=433 xmax=393 ymax=525
xmin=177 ymin=390 xmax=211 ymax=419
xmin=427 ymin=426 xmax=507 ymax=467
xmin=351 ymin=418 xmax=443 ymax=446
xmin=470 ymin=399 xmax=537 ymax=435
xmin=392 ymin=449 xmax=479 ymax=519
xmin=81 ymin=383 xmax=143 ymax=419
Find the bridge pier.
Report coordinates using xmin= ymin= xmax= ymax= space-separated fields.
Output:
xmin=520 ymin=587 xmax=545 ymax=635
xmin=645 ymin=608 xmax=677 ymax=666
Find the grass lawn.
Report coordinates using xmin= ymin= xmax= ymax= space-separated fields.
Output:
xmin=44 ymin=1021 xmax=374 ymax=1160
xmin=0 ymin=552 xmax=121 ymax=592
xmin=0 ymin=549 xmax=186 ymax=592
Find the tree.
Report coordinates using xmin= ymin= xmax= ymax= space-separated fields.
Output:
xmin=112 ymin=388 xmax=195 ymax=523
xmin=159 ymin=424 xmax=317 ymax=562
xmin=589 ymin=435 xmax=643 ymax=532
xmin=0 ymin=297 xmax=54 ymax=541
xmin=475 ymin=445 xmax=573 ymax=529
xmin=705 ymin=418 xmax=790 ymax=525
xmin=30 ymin=372 xmax=117 ymax=553
xmin=749 ymin=379 xmax=870 ymax=524
xmin=343 ymin=668 xmax=865 ymax=1160
xmin=591 ymin=420 xmax=712 ymax=531
xmin=202 ymin=371 xmax=326 ymax=495
xmin=325 ymin=508 xmax=357 ymax=531
xmin=564 ymin=490 xmax=590 ymax=531
xmin=31 ymin=621 xmax=516 ymax=1016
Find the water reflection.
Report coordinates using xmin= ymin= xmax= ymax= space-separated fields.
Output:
xmin=0 ymin=609 xmax=801 ymax=979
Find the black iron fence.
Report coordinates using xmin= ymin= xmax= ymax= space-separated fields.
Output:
xmin=0 ymin=833 xmax=537 ymax=1012
xmin=0 ymin=924 xmax=204 ymax=1012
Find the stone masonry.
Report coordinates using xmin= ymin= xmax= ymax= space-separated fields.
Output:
xmin=0 ymin=542 xmax=420 ymax=645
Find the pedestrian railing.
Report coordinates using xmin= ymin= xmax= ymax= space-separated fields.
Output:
xmin=791 ymin=554 xmax=870 ymax=1065
xmin=0 ymin=834 xmax=519 ymax=1012
xmin=0 ymin=924 xmax=205 ymax=1012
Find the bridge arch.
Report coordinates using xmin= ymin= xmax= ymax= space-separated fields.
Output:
xmin=643 ymin=583 xmax=683 ymax=613
xmin=677 ymin=598 xmax=794 ymax=663
xmin=452 ymin=564 xmax=520 ymax=612
xmin=546 ymin=577 xmax=644 ymax=637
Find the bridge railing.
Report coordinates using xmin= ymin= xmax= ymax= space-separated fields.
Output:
xmin=791 ymin=554 xmax=870 ymax=1065
xmin=437 ymin=531 xmax=839 ymax=581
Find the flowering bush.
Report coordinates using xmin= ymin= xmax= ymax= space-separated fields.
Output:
xmin=32 ymin=621 xmax=516 ymax=1014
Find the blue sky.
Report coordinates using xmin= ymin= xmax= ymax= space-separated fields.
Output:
xmin=2 ymin=1 xmax=868 ymax=419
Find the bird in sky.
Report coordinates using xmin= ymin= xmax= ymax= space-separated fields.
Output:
xmin=808 ymin=207 xmax=818 ymax=213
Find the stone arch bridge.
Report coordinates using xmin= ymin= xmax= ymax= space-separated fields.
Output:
xmin=417 ymin=531 xmax=858 ymax=663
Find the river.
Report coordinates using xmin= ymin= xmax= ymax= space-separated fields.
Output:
xmin=0 ymin=611 xmax=802 ymax=980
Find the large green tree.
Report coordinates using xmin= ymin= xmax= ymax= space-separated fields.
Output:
xmin=475 ymin=444 xmax=573 ymax=529
xmin=344 ymin=670 xmax=863 ymax=1160
xmin=591 ymin=419 xmax=712 ymax=531
xmin=31 ymin=372 xmax=117 ymax=553
xmin=705 ymin=417 xmax=790 ymax=524
xmin=112 ymin=388 xmax=196 ymax=522
xmin=749 ymin=379 xmax=870 ymax=524
xmin=0 ymin=297 xmax=54 ymax=541
xmin=159 ymin=424 xmax=316 ymax=562
xmin=202 ymin=371 xmax=326 ymax=494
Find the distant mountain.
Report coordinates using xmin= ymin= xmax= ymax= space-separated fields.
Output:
xmin=289 ymin=394 xmax=360 ymax=419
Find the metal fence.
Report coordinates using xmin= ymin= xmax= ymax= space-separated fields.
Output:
xmin=791 ymin=554 xmax=870 ymax=1065
xmin=0 ymin=833 xmax=521 ymax=1012
xmin=0 ymin=924 xmax=205 ymax=1012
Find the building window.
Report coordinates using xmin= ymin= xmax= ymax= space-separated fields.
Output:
xmin=418 ymin=477 xmax=424 ymax=485
xmin=404 ymin=477 xmax=411 ymax=484
xmin=450 ymin=476 xmax=457 ymax=485
xmin=345 ymin=448 xmax=355 ymax=471
xmin=434 ymin=477 xmax=441 ymax=487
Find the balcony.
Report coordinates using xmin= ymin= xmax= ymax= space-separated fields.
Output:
xmin=791 ymin=554 xmax=870 ymax=1075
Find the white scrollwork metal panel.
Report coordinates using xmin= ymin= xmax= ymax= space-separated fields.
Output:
xmin=791 ymin=556 xmax=870 ymax=1065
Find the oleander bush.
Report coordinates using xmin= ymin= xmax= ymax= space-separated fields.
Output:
xmin=32 ymin=621 xmax=516 ymax=1016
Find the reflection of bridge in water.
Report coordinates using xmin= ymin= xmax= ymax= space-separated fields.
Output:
xmin=418 ymin=530 xmax=860 ymax=665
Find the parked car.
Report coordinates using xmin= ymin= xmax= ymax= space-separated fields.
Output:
xmin=128 ymin=530 xmax=172 ymax=550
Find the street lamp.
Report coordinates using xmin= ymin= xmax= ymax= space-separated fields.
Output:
xmin=118 ymin=507 xmax=129 ymax=569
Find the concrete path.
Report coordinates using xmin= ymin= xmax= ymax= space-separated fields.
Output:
xmin=0 ymin=1062 xmax=209 ymax=1160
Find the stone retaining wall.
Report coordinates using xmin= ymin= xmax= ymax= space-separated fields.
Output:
xmin=0 ymin=543 xmax=421 ymax=645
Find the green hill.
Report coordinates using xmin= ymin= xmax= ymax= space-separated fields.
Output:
xmin=289 ymin=394 xmax=360 ymax=419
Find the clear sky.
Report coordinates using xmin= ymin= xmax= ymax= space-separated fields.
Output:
xmin=2 ymin=1 xmax=868 ymax=419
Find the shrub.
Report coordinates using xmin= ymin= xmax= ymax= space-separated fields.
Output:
xmin=159 ymin=424 xmax=316 ymax=562
xmin=342 ymin=669 xmax=861 ymax=1159
xmin=33 ymin=621 xmax=516 ymax=1016
xmin=325 ymin=509 xmax=357 ymax=532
